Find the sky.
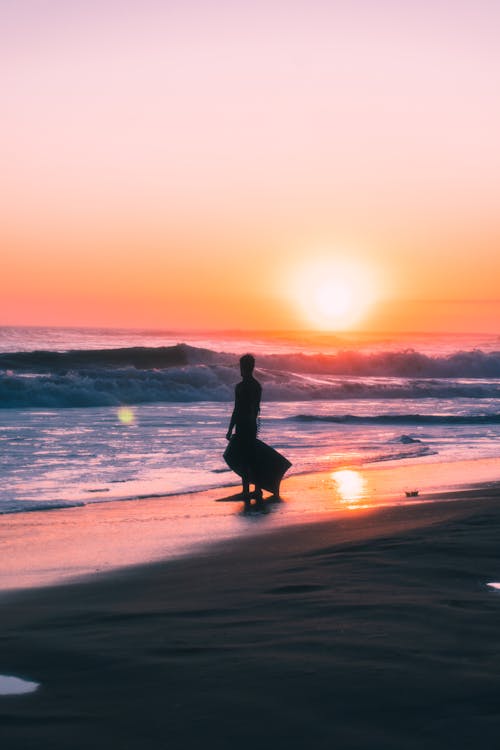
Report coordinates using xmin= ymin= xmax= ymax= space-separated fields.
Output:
xmin=2 ymin=0 xmax=500 ymax=331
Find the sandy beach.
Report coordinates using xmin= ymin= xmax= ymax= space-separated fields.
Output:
xmin=2 ymin=461 xmax=500 ymax=749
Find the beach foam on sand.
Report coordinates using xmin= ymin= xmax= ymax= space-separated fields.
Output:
xmin=1 ymin=460 xmax=500 ymax=748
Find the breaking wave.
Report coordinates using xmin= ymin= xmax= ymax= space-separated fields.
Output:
xmin=0 ymin=343 xmax=226 ymax=371
xmin=2 ymin=343 xmax=500 ymax=408
xmin=3 ymin=342 xmax=500 ymax=376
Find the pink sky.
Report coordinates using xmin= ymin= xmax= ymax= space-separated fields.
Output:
xmin=2 ymin=1 xmax=500 ymax=330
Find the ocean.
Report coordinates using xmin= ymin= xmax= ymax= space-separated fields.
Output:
xmin=2 ymin=326 xmax=500 ymax=515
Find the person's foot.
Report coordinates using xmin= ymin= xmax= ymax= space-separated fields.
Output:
xmin=254 ymin=488 xmax=264 ymax=507
xmin=243 ymin=497 xmax=252 ymax=513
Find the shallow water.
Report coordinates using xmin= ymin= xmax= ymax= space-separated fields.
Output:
xmin=3 ymin=400 xmax=500 ymax=516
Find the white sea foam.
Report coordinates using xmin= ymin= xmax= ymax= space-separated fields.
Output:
xmin=2 ymin=364 xmax=500 ymax=408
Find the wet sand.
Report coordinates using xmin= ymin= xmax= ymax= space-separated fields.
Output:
xmin=2 ymin=456 xmax=500 ymax=591
xmin=2 ymin=462 xmax=500 ymax=748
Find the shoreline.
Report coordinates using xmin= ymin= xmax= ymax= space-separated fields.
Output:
xmin=1 ymin=455 xmax=500 ymax=593
xmin=2 ymin=487 xmax=500 ymax=748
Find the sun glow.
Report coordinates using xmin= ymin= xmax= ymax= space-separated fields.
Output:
xmin=293 ymin=258 xmax=377 ymax=330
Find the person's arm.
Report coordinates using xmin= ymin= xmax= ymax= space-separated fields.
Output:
xmin=226 ymin=385 xmax=238 ymax=440
xmin=255 ymin=382 xmax=262 ymax=418
xmin=226 ymin=408 xmax=236 ymax=440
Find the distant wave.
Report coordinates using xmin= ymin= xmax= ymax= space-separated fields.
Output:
xmin=289 ymin=413 xmax=500 ymax=425
xmin=3 ymin=342 xmax=500 ymax=376
xmin=2 ymin=343 xmax=500 ymax=407
xmin=0 ymin=343 xmax=228 ymax=371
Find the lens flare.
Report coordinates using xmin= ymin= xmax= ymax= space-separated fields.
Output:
xmin=117 ymin=407 xmax=135 ymax=425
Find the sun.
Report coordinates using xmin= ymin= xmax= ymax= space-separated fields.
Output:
xmin=293 ymin=257 xmax=377 ymax=330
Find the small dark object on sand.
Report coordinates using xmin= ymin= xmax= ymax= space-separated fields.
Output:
xmin=405 ymin=490 xmax=419 ymax=497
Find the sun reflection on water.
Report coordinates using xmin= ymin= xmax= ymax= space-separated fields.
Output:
xmin=331 ymin=469 xmax=367 ymax=508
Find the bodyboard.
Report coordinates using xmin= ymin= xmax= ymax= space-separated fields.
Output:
xmin=223 ymin=437 xmax=291 ymax=495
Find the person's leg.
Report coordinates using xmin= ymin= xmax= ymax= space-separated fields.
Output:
xmin=236 ymin=426 xmax=257 ymax=506
xmin=240 ymin=448 xmax=251 ymax=503
xmin=242 ymin=471 xmax=250 ymax=500
xmin=246 ymin=429 xmax=262 ymax=504
xmin=253 ymin=484 xmax=264 ymax=507
xmin=242 ymin=473 xmax=252 ymax=511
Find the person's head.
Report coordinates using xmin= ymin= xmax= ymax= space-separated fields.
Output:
xmin=240 ymin=353 xmax=255 ymax=377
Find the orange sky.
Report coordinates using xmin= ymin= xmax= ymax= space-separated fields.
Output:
xmin=2 ymin=1 xmax=500 ymax=332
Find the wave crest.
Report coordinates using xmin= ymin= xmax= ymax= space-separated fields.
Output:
xmin=2 ymin=343 xmax=500 ymax=408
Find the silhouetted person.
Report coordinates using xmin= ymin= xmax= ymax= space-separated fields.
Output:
xmin=226 ymin=354 xmax=263 ymax=507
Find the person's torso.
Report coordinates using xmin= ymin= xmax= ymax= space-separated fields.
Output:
xmin=234 ymin=377 xmax=261 ymax=424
